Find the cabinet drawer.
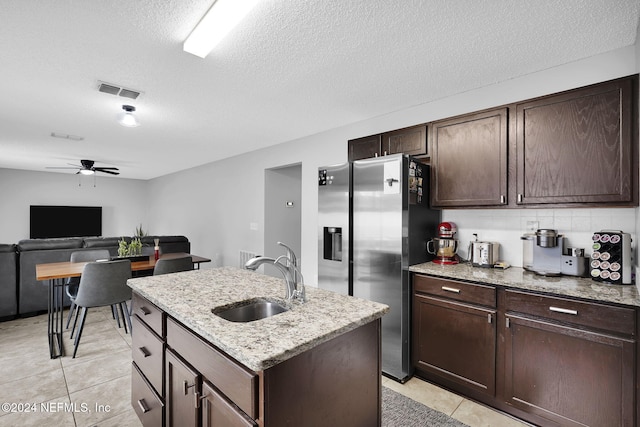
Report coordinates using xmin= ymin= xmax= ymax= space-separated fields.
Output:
xmin=413 ymin=274 xmax=496 ymax=307
xmin=132 ymin=292 xmax=164 ymax=337
xmin=202 ymin=380 xmax=257 ymax=427
xmin=132 ymin=314 xmax=164 ymax=395
xmin=132 ymin=362 xmax=164 ymax=427
xmin=166 ymin=317 xmax=258 ymax=419
xmin=505 ymin=289 xmax=635 ymax=336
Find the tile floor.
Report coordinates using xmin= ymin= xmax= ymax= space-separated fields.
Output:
xmin=0 ymin=308 xmax=529 ymax=427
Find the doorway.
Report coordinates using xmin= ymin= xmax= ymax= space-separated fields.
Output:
xmin=264 ymin=163 xmax=302 ymax=276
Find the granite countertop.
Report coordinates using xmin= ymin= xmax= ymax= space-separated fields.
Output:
xmin=127 ymin=266 xmax=388 ymax=372
xmin=410 ymin=262 xmax=640 ymax=307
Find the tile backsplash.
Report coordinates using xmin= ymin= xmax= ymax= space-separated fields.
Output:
xmin=442 ymin=208 xmax=639 ymax=268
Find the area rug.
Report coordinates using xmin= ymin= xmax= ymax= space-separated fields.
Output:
xmin=382 ymin=386 xmax=470 ymax=427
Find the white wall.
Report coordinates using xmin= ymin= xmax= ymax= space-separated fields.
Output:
xmin=146 ymin=44 xmax=639 ymax=285
xmin=0 ymin=168 xmax=149 ymax=243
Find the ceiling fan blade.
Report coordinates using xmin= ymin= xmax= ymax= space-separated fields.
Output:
xmin=94 ymin=167 xmax=119 ymax=171
xmin=45 ymin=166 xmax=80 ymax=170
xmin=96 ymin=169 xmax=120 ymax=175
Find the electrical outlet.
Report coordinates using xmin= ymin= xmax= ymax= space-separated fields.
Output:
xmin=249 ymin=222 xmax=258 ymax=231
xmin=526 ymin=221 xmax=539 ymax=232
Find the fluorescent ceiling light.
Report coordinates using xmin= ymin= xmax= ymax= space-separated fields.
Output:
xmin=183 ymin=0 xmax=261 ymax=58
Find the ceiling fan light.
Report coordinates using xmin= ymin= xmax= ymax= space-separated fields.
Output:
xmin=118 ymin=105 xmax=140 ymax=127
xmin=79 ymin=169 xmax=94 ymax=175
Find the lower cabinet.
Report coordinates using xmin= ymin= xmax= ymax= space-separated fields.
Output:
xmin=411 ymin=274 xmax=638 ymax=427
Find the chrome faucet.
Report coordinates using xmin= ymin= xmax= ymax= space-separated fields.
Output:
xmin=244 ymin=254 xmax=306 ymax=303
xmin=277 ymin=241 xmax=299 ymax=284
xmin=244 ymin=256 xmax=296 ymax=300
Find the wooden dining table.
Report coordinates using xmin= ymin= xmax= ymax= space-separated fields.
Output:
xmin=36 ymin=253 xmax=211 ymax=358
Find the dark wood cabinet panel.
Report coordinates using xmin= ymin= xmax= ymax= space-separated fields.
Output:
xmin=165 ymin=348 xmax=199 ymax=427
xmin=201 ymin=381 xmax=256 ymax=427
xmin=515 ymin=76 xmax=637 ymax=205
xmin=431 ymin=108 xmax=508 ymax=207
xmin=348 ymin=134 xmax=381 ymax=161
xmin=412 ymin=275 xmax=497 ymax=397
xmin=382 ymin=124 xmax=427 ymax=157
xmin=132 ymin=363 xmax=164 ymax=427
xmin=132 ymin=315 xmax=165 ymax=395
xmin=504 ymin=314 xmax=635 ymax=427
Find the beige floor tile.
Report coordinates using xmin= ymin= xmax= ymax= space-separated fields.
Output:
xmin=61 ymin=327 xmax=131 ymax=365
xmin=69 ymin=375 xmax=132 ymax=427
xmin=0 ymin=352 xmax=62 ymax=384
xmin=452 ymin=399 xmax=532 ymax=427
xmin=383 ymin=376 xmax=465 ymax=416
xmin=91 ymin=407 xmax=142 ymax=427
xmin=64 ymin=349 xmax=132 ymax=393
xmin=0 ymin=366 xmax=68 ymax=405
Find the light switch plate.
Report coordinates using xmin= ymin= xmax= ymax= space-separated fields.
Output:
xmin=526 ymin=221 xmax=539 ymax=232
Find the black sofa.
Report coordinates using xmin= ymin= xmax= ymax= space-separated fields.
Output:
xmin=0 ymin=235 xmax=190 ymax=318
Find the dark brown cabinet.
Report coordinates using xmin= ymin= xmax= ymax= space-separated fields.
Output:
xmin=515 ymin=75 xmax=637 ymax=206
xmin=347 ymin=124 xmax=427 ymax=161
xmin=165 ymin=348 xmax=199 ymax=427
xmin=382 ymin=124 xmax=427 ymax=157
xmin=412 ymin=275 xmax=497 ymax=397
xmin=411 ymin=274 xmax=639 ymax=427
xmin=430 ymin=108 xmax=508 ymax=207
xmin=348 ymin=134 xmax=382 ymax=161
xmin=504 ymin=290 xmax=636 ymax=427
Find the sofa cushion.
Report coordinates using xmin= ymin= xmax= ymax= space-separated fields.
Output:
xmin=141 ymin=235 xmax=190 ymax=254
xmin=18 ymin=238 xmax=84 ymax=252
xmin=84 ymin=236 xmax=129 ymax=248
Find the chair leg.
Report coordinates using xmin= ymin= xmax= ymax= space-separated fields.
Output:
xmin=70 ymin=305 xmax=80 ymax=339
xmin=72 ymin=307 xmax=88 ymax=358
xmin=121 ymin=302 xmax=132 ymax=334
xmin=65 ymin=300 xmax=76 ymax=329
xmin=112 ymin=305 xmax=122 ymax=328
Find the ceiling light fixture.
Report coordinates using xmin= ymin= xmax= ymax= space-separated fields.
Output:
xmin=79 ymin=169 xmax=94 ymax=176
xmin=183 ymin=0 xmax=261 ymax=58
xmin=117 ymin=105 xmax=140 ymax=127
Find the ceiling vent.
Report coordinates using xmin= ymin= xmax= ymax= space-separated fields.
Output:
xmin=97 ymin=81 xmax=142 ymax=100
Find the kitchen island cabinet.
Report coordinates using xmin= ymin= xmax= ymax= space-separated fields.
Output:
xmin=128 ymin=267 xmax=388 ymax=427
xmin=410 ymin=264 xmax=639 ymax=427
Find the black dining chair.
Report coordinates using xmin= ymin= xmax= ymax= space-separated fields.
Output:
xmin=153 ymin=256 xmax=193 ymax=275
xmin=72 ymin=259 xmax=132 ymax=358
xmin=65 ymin=249 xmax=111 ymax=333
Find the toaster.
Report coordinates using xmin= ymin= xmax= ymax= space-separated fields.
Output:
xmin=470 ymin=241 xmax=500 ymax=267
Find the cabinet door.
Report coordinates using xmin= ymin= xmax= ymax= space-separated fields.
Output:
xmin=165 ymin=349 xmax=199 ymax=427
xmin=201 ymin=380 xmax=256 ymax=427
xmin=348 ymin=134 xmax=381 ymax=161
xmin=504 ymin=314 xmax=635 ymax=427
xmin=431 ymin=108 xmax=508 ymax=207
xmin=382 ymin=124 xmax=427 ymax=156
xmin=515 ymin=76 xmax=637 ymax=205
xmin=413 ymin=294 xmax=496 ymax=396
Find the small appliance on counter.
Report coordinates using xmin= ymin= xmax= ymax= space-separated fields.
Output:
xmin=521 ymin=232 xmax=535 ymax=271
xmin=469 ymin=234 xmax=500 ymax=268
xmin=428 ymin=222 xmax=459 ymax=265
xmin=590 ymin=230 xmax=632 ymax=285
xmin=530 ymin=229 xmax=565 ymax=276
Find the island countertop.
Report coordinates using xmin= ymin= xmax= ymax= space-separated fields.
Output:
xmin=127 ymin=266 xmax=388 ymax=372
xmin=410 ymin=262 xmax=640 ymax=307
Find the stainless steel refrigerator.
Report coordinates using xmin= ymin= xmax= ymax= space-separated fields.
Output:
xmin=318 ymin=154 xmax=440 ymax=382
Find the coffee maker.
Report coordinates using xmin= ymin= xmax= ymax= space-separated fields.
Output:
xmin=427 ymin=222 xmax=459 ymax=265
xmin=530 ymin=229 xmax=565 ymax=276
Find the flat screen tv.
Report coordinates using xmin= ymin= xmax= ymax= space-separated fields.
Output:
xmin=30 ymin=205 xmax=102 ymax=239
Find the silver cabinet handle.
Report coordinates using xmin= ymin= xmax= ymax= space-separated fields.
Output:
xmin=549 ymin=306 xmax=578 ymax=315
xmin=138 ymin=346 xmax=151 ymax=358
xmin=183 ymin=380 xmax=196 ymax=395
xmin=488 ymin=313 xmax=492 ymax=324
xmin=500 ymin=195 xmax=506 ymax=204
xmin=137 ymin=399 xmax=150 ymax=413
xmin=139 ymin=306 xmax=151 ymax=316
xmin=517 ymin=194 xmax=523 ymax=203
xmin=441 ymin=286 xmax=460 ymax=293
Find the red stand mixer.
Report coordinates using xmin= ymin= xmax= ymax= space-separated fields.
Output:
xmin=427 ymin=222 xmax=459 ymax=265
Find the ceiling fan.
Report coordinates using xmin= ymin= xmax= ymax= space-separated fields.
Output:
xmin=46 ymin=159 xmax=120 ymax=175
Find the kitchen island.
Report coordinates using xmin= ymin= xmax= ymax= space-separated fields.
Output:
xmin=127 ymin=267 xmax=388 ymax=427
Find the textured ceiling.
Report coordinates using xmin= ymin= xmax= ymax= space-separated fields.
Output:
xmin=0 ymin=0 xmax=638 ymax=179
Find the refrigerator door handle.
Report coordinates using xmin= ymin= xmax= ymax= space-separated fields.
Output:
xmin=385 ymin=177 xmax=399 ymax=187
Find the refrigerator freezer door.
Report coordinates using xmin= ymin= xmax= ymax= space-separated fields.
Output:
xmin=318 ymin=163 xmax=350 ymax=295
xmin=353 ymin=154 xmax=407 ymax=381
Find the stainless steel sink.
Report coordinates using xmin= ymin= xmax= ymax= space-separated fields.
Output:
xmin=212 ymin=298 xmax=289 ymax=322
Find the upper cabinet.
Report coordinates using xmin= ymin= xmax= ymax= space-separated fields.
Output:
xmin=431 ymin=108 xmax=508 ymax=207
xmin=382 ymin=124 xmax=427 ymax=157
xmin=515 ymin=76 xmax=637 ymax=206
xmin=348 ymin=134 xmax=382 ymax=161
xmin=347 ymin=124 xmax=427 ymax=162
